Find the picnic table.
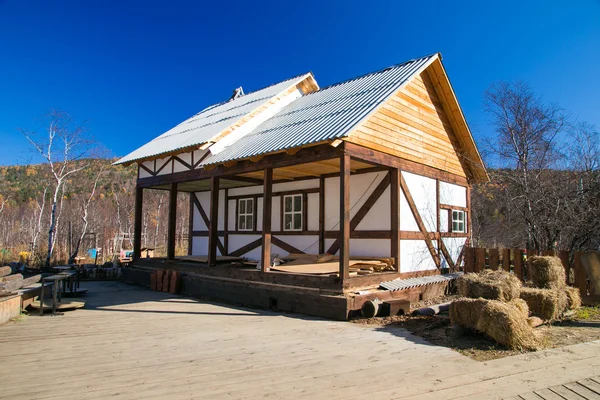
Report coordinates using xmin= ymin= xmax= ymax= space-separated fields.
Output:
xmin=39 ymin=274 xmax=69 ymax=316
xmin=52 ymin=266 xmax=81 ymax=295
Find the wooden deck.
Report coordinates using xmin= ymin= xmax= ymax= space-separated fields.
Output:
xmin=1 ymin=281 xmax=600 ymax=399
xmin=505 ymin=377 xmax=600 ymax=400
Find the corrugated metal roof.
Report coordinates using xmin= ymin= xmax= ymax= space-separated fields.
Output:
xmin=379 ymin=272 xmax=462 ymax=292
xmin=115 ymin=72 xmax=313 ymax=164
xmin=199 ymin=54 xmax=437 ymax=166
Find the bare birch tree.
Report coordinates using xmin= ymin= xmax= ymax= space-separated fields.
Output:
xmin=21 ymin=110 xmax=95 ymax=266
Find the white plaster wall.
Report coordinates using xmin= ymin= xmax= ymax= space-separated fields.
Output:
xmin=256 ymin=197 xmax=263 ymax=231
xmin=139 ymin=161 xmax=154 ymax=178
xmin=228 ymin=234 xmax=261 ymax=260
xmin=227 ymin=199 xmax=236 ymax=229
xmin=173 ymin=158 xmax=188 ymax=173
xmin=350 ymin=239 xmax=390 ymax=257
xmin=439 ymin=182 xmax=467 ymax=207
xmin=193 ymin=149 xmax=207 ymax=169
xmin=402 ymin=171 xmax=437 ymax=232
xmin=307 ymin=193 xmax=319 ymax=231
xmin=400 ymin=239 xmax=438 ymax=272
xmin=442 ymin=237 xmax=467 ymax=268
xmin=440 ymin=209 xmax=449 ymax=233
xmin=400 ymin=190 xmax=418 ymax=231
xmin=192 ymin=237 xmax=223 ymax=256
xmin=324 ymin=171 xmax=388 ymax=231
xmin=272 ymin=196 xmax=281 ymax=230
xmin=356 ymin=186 xmax=390 ymax=231
xmin=178 ymin=152 xmax=192 ymax=166
xmin=155 ymin=157 xmax=172 ymax=176
xmin=272 ymin=235 xmax=320 ymax=256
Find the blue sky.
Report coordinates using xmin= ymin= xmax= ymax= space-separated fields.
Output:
xmin=0 ymin=1 xmax=599 ymax=165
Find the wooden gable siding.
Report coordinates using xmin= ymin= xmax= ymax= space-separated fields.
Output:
xmin=346 ymin=71 xmax=467 ymax=178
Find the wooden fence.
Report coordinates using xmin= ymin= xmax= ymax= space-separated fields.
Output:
xmin=462 ymin=248 xmax=594 ymax=296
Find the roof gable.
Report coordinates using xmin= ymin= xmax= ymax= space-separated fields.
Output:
xmin=200 ymin=55 xmax=437 ymax=167
xmin=116 ymin=72 xmax=318 ymax=165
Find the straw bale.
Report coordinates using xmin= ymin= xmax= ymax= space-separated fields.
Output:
xmin=519 ymin=287 xmax=568 ymax=321
xmin=527 ymin=256 xmax=566 ymax=289
xmin=478 ymin=299 xmax=540 ymax=350
xmin=449 ymin=298 xmax=488 ymax=328
xmin=457 ymin=269 xmax=521 ymax=301
xmin=563 ymin=286 xmax=582 ymax=310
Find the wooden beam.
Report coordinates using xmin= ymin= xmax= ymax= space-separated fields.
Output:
xmin=319 ymin=176 xmax=325 ymax=254
xmin=271 ymin=236 xmax=305 ymax=255
xmin=399 ymin=173 xmax=440 ymax=268
xmin=344 ymin=142 xmax=468 ymax=187
xmin=207 ymin=177 xmax=219 ymax=267
xmin=191 ymin=193 xmax=226 ymax=255
xmin=261 ymin=168 xmax=273 ymax=272
xmin=327 ymin=172 xmax=390 ymax=254
xmin=187 ymin=192 xmax=194 ymax=255
xmin=167 ymin=183 xmax=177 ymax=260
xmin=390 ymin=168 xmax=400 ymax=271
xmin=133 ymin=187 xmax=143 ymax=258
xmin=229 ymin=238 xmax=262 ymax=257
xmin=223 ymin=189 xmax=229 ymax=256
xmin=339 ymin=152 xmax=350 ymax=281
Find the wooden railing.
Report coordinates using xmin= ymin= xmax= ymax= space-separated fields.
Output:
xmin=462 ymin=247 xmax=594 ymax=295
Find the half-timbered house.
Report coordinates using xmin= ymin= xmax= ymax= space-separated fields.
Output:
xmin=117 ymin=53 xmax=488 ymax=319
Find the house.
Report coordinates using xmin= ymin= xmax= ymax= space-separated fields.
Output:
xmin=116 ymin=53 xmax=488 ymax=319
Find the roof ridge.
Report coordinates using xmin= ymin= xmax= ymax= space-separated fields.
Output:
xmin=310 ymin=53 xmax=438 ymax=93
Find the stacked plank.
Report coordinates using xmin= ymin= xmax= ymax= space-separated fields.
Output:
xmin=150 ymin=270 xmax=180 ymax=294
xmin=0 ymin=267 xmax=41 ymax=296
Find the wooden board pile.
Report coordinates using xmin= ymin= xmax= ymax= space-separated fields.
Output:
xmin=79 ymin=263 xmax=122 ymax=280
xmin=0 ymin=266 xmax=41 ymax=296
xmin=275 ymin=253 xmax=394 ymax=276
xmin=150 ymin=270 xmax=180 ymax=294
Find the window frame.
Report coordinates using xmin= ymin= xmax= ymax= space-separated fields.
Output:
xmin=451 ymin=210 xmax=466 ymax=233
xmin=237 ymin=198 xmax=255 ymax=232
xmin=282 ymin=194 xmax=303 ymax=231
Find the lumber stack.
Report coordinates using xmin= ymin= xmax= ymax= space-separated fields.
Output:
xmin=0 ymin=271 xmax=41 ymax=296
xmin=150 ymin=270 xmax=180 ymax=294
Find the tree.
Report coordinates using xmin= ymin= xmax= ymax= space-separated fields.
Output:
xmin=21 ymin=110 xmax=95 ymax=266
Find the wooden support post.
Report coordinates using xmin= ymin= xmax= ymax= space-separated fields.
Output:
xmin=390 ymin=168 xmax=400 ymax=272
xmin=208 ymin=177 xmax=220 ymax=267
xmin=261 ymin=168 xmax=273 ymax=272
xmin=475 ymin=248 xmax=486 ymax=272
xmin=559 ymin=250 xmax=570 ymax=285
xmin=463 ymin=247 xmax=474 ymax=273
xmin=187 ymin=193 xmax=194 ymax=256
xmin=513 ymin=248 xmax=524 ymax=281
xmin=573 ymin=251 xmax=587 ymax=295
xmin=501 ymin=248 xmax=511 ymax=272
xmin=318 ymin=176 xmax=325 ymax=255
xmin=339 ymin=152 xmax=350 ymax=281
xmin=488 ymin=248 xmax=499 ymax=270
xmin=133 ymin=187 xmax=143 ymax=258
xmin=167 ymin=183 xmax=177 ymax=260
xmin=223 ymin=189 xmax=229 ymax=256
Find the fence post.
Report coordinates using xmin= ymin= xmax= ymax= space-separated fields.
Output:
xmin=573 ymin=252 xmax=587 ymax=296
xmin=513 ymin=248 xmax=524 ymax=281
xmin=464 ymin=247 xmax=475 ymax=273
xmin=558 ymin=250 xmax=570 ymax=285
xmin=475 ymin=248 xmax=486 ymax=272
xmin=501 ymin=248 xmax=510 ymax=272
xmin=489 ymin=248 xmax=499 ymax=270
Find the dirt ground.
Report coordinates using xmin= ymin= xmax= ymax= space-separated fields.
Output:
xmin=352 ymin=304 xmax=600 ymax=362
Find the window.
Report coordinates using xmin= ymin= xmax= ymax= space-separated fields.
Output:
xmin=283 ymin=194 xmax=302 ymax=231
xmin=237 ymin=198 xmax=254 ymax=231
xmin=452 ymin=210 xmax=466 ymax=233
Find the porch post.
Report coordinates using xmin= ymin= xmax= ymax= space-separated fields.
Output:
xmin=318 ymin=176 xmax=325 ymax=255
xmin=133 ymin=186 xmax=143 ymax=258
xmin=339 ymin=151 xmax=350 ymax=280
xmin=390 ymin=168 xmax=400 ymax=272
xmin=187 ymin=192 xmax=194 ymax=256
xmin=208 ymin=177 xmax=220 ymax=267
xmin=167 ymin=182 xmax=177 ymax=260
xmin=261 ymin=168 xmax=273 ymax=272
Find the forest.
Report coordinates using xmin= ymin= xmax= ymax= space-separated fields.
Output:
xmin=0 ymin=81 xmax=598 ymax=267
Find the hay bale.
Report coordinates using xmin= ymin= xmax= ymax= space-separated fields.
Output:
xmin=478 ymin=299 xmax=540 ymax=350
xmin=457 ymin=269 xmax=521 ymax=301
xmin=564 ymin=286 xmax=582 ymax=310
xmin=528 ymin=256 xmax=566 ymax=289
xmin=511 ymin=298 xmax=530 ymax=319
xmin=520 ymin=287 xmax=568 ymax=321
xmin=449 ymin=297 xmax=488 ymax=328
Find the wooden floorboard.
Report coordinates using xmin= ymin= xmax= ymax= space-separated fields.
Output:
xmin=1 ymin=281 xmax=599 ymax=400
